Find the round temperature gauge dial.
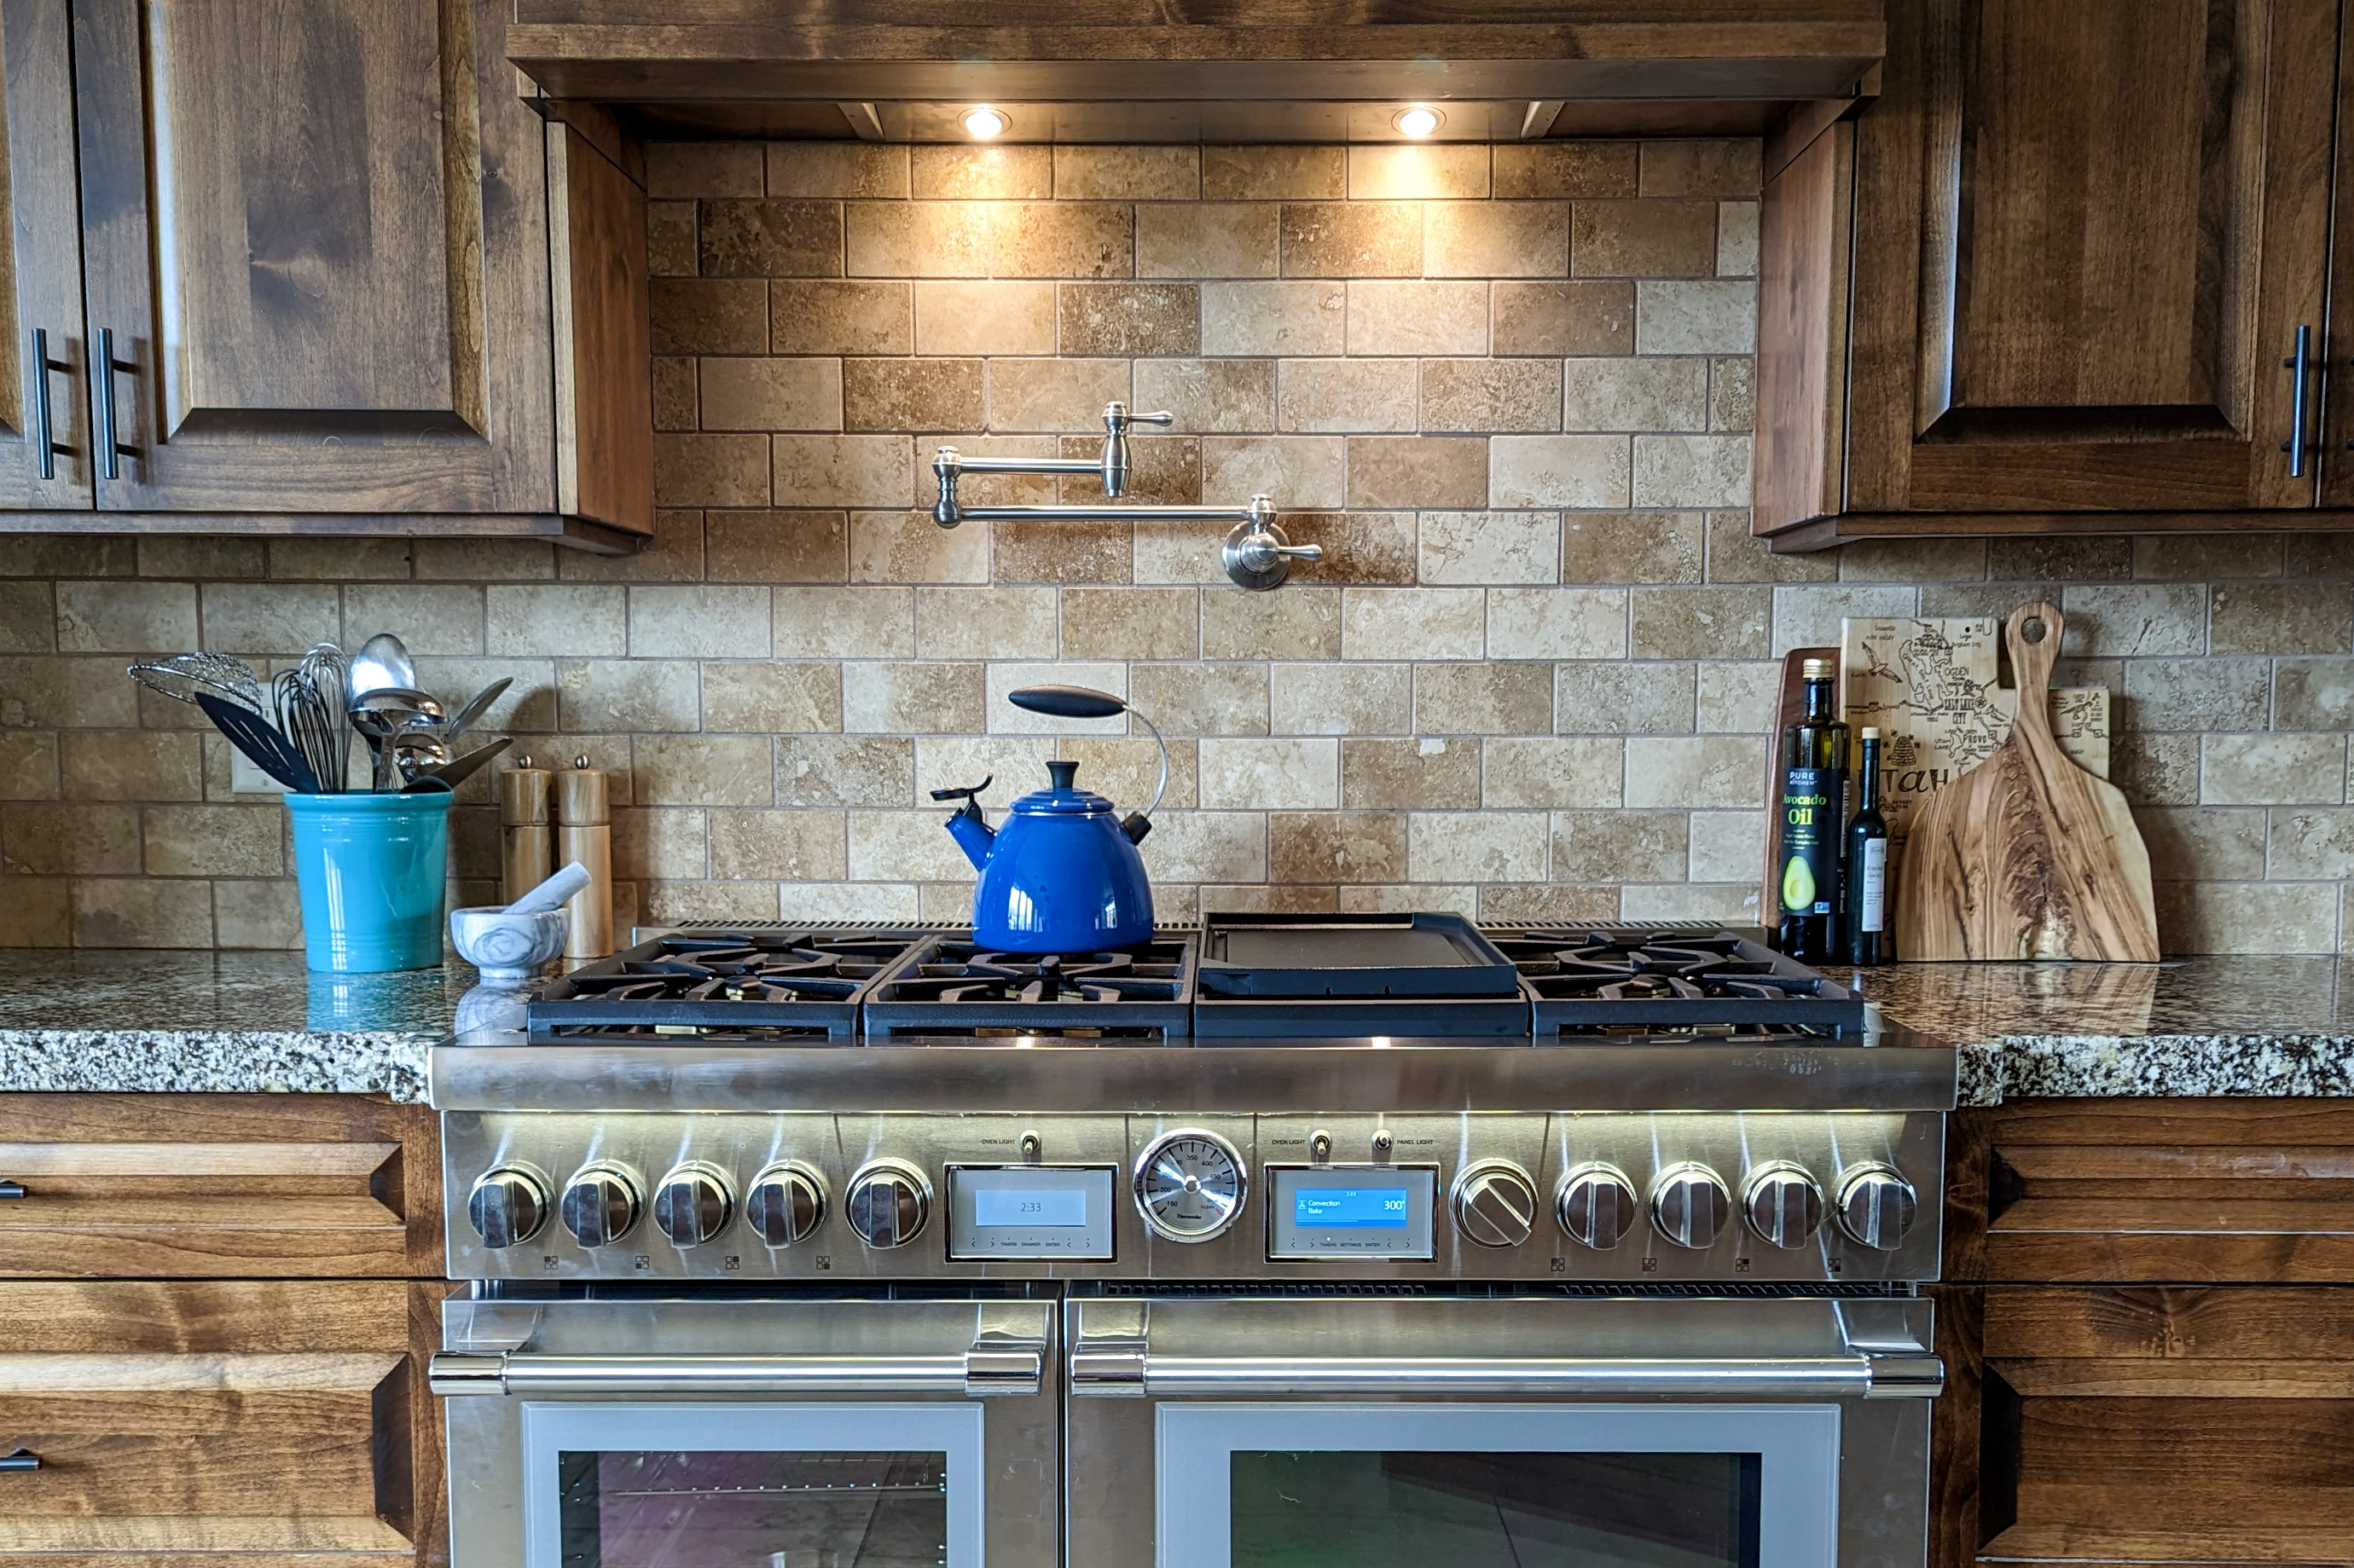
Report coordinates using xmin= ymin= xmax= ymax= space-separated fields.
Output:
xmin=1134 ymin=1128 xmax=1246 ymax=1243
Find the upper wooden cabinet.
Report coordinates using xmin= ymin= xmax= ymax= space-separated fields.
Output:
xmin=1759 ymin=0 xmax=2353 ymax=548
xmin=0 ymin=0 xmax=652 ymax=547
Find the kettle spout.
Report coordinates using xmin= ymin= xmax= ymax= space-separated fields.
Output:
xmin=944 ymin=801 xmax=994 ymax=871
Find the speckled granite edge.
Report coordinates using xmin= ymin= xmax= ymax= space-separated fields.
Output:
xmin=1951 ymin=1033 xmax=2354 ymax=1108
xmin=0 ymin=1029 xmax=434 ymax=1102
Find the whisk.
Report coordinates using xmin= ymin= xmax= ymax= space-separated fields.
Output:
xmin=274 ymin=648 xmax=349 ymax=794
xmin=296 ymin=643 xmax=351 ymax=786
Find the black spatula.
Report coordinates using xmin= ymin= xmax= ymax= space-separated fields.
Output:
xmin=195 ymin=691 xmax=322 ymax=794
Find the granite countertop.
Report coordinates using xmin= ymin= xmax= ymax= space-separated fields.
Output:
xmin=2 ymin=949 xmax=2352 ymax=1106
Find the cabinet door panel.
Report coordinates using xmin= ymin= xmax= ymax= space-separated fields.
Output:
xmin=1849 ymin=0 xmax=2337 ymax=515
xmin=0 ymin=0 xmax=90 ymax=509
xmin=71 ymin=0 xmax=555 ymax=514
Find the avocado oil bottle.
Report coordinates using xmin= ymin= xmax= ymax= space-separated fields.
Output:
xmin=1777 ymin=658 xmax=1848 ymax=963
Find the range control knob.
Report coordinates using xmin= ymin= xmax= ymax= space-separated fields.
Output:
xmin=844 ymin=1159 xmax=931 ymax=1249
xmin=652 ymin=1161 xmax=736 ymax=1247
xmin=1650 ymin=1162 xmax=1731 ymax=1250
xmin=1742 ymin=1160 xmax=1825 ymax=1249
xmin=467 ymin=1163 xmax=551 ymax=1249
xmin=745 ymin=1161 xmax=827 ymax=1248
xmin=1835 ymin=1163 xmax=1919 ymax=1252
xmin=1450 ymin=1160 xmax=1538 ymax=1248
xmin=1556 ymin=1162 xmax=1638 ymax=1250
xmin=560 ymin=1162 xmax=643 ymax=1248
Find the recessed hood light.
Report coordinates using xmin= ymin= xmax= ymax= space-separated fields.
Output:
xmin=1393 ymin=104 xmax=1443 ymax=138
xmin=961 ymin=104 xmax=1008 ymax=139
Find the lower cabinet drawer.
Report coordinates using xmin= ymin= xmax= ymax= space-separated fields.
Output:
xmin=0 ymin=1281 xmax=443 ymax=1565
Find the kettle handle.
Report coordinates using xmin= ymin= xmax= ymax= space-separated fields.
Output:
xmin=1125 ymin=708 xmax=1168 ymax=843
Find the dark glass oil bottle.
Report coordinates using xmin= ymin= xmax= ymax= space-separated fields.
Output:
xmin=1777 ymin=659 xmax=1848 ymax=963
xmin=1843 ymin=726 xmax=1891 ymax=965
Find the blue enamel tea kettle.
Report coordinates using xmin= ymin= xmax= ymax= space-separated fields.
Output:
xmin=935 ymin=685 xmax=1165 ymax=952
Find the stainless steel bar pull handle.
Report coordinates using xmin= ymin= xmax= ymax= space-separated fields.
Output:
xmin=0 ymin=1180 xmax=23 ymax=1200
xmin=92 ymin=327 xmax=136 ymax=481
xmin=429 ymin=1347 xmax=1044 ymax=1399
xmin=0 ymin=1449 xmax=39 ymax=1472
xmin=2286 ymin=323 xmax=2316 ymax=477
xmin=1070 ymin=1351 xmax=1940 ymax=1401
xmin=30 ymin=330 xmax=72 ymax=481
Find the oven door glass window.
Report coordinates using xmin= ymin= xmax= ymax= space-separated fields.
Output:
xmin=1156 ymin=1404 xmax=1838 ymax=1568
xmin=520 ymin=1403 xmax=984 ymax=1568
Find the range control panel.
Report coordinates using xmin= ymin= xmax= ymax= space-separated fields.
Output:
xmin=441 ymin=1109 xmax=1945 ymax=1285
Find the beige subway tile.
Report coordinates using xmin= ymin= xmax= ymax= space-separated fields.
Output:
xmin=415 ymin=538 xmax=556 ymax=582
xmin=994 ymin=520 xmax=1134 ymax=585
xmin=1572 ymin=200 xmax=1717 ymax=277
xmin=2277 ymin=658 xmax=2354 ymax=732
xmin=1270 ymin=662 xmax=1410 ymax=736
xmin=647 ymin=200 xmax=697 ymax=277
xmin=912 ymin=586 xmax=1058 ymax=658
xmin=1625 ymin=735 xmax=1766 ymax=807
xmin=486 ymin=585 xmax=627 ymax=657
xmin=1280 ymin=202 xmax=1421 ymax=276
xmin=1204 ymin=145 xmax=1344 ymax=200
xmin=1493 ymin=142 xmax=1638 ymax=199
xmin=849 ymin=506 xmax=989 ymax=583
xmin=269 ymin=537 xmax=418 ymax=582
xmin=1199 ymin=737 xmax=1337 ymax=808
xmin=1493 ymin=280 xmax=1634 ymax=356
xmin=986 ymin=662 xmax=1128 ymax=733
xmin=2200 ymin=733 xmax=2346 ymax=806
xmin=0 ymin=732 xmax=58 ymax=801
xmin=1479 ymin=883 xmax=1618 ymax=923
xmin=787 ymin=882 xmax=925 ymax=922
xmin=705 ymin=510 xmax=849 ymax=583
xmin=2211 ymin=582 xmax=2351 ymax=656
xmin=652 ymin=278 xmax=768 ymax=355
xmin=1483 ymin=737 xmax=1622 ymax=808
xmin=1139 ymin=811 xmax=1268 ymax=884
xmin=708 ymin=808 xmax=847 ymax=880
xmin=642 ymin=879 xmax=780 ymax=924
xmin=1134 ymin=361 xmax=1277 ymax=433
xmin=1640 ymin=140 xmax=1762 ymax=198
xmin=914 ymin=431 xmax=1056 ymax=509
xmin=2125 ymin=659 xmax=2269 ymax=732
xmin=647 ymin=142 xmax=764 ymax=198
xmin=1280 ymin=512 xmax=1417 ymax=586
xmin=846 ymin=200 xmax=989 ymax=276
xmin=1267 ymin=810 xmax=1407 ymax=885
xmin=1487 ymin=587 xmax=1628 ymax=659
xmin=1128 ymin=663 xmax=1270 ymax=737
xmin=1409 ymin=811 xmax=1546 ymax=882
xmin=1632 ymin=585 xmax=1771 ymax=659
xmin=1718 ymin=200 xmax=1760 ymax=276
xmin=1056 ymin=145 xmax=1199 ymax=200
xmin=136 ymin=538 xmax=265 ymax=581
xmin=1348 ymin=143 xmax=1488 ymax=199
xmin=212 ymin=879 xmax=299 ymax=950
xmin=771 ymin=281 xmax=913 ymax=355
xmin=340 ymin=585 xmax=483 ymax=656
xmin=912 ymin=143 xmax=1049 ymax=200
xmin=990 ymin=203 xmax=1134 ymax=278
xmin=1697 ymin=662 xmax=1778 ymax=732
xmin=1563 ymin=357 xmax=1709 ymax=431
xmin=1560 ymin=511 xmax=1702 ymax=585
xmin=1425 ymin=202 xmax=1568 ymax=278
xmin=1687 ymin=810 xmax=1766 ymax=882
xmin=1203 ymin=435 xmax=1347 ymax=508
xmin=704 ymin=661 xmax=841 ymax=733
xmin=1988 ymin=535 xmax=2135 ymax=582
xmin=1342 ymin=587 xmax=1484 ymax=660
xmin=2269 ymin=807 xmax=2354 ymax=878
xmin=1835 ymin=537 xmax=1986 ymax=583
xmin=1704 ymin=510 xmax=1837 ymax=582
xmin=987 ymin=358 xmax=1131 ymax=432
xmin=1632 ymin=433 xmax=1751 ymax=509
xmin=1343 ymin=438 xmax=1487 ymax=511
xmin=1062 ymin=587 xmax=1201 ymax=660
xmin=2060 ymin=583 xmax=2206 ymax=657
xmin=772 ymin=434 xmax=913 ymax=508
xmin=1413 ymin=663 xmax=1553 ymax=733
xmin=1134 ymin=520 xmax=1232 ymax=586
xmin=627 ymin=586 xmax=772 ymax=659
xmin=406 ymin=657 xmax=555 ymax=736
xmin=2141 ymin=534 xmax=2287 ymax=580
xmin=1551 ymin=807 xmax=1687 ymax=882
xmin=1 ymin=802 xmax=140 ymax=875
xmin=1710 ymin=357 xmax=1754 ymax=431
xmin=916 ymin=736 xmax=1056 ymax=802
xmin=1059 ymin=282 xmax=1200 ymax=356
xmin=2128 ymin=805 xmax=2261 ymax=881
xmin=61 ymin=731 xmax=203 ymax=801
xmin=848 ymin=808 xmax=973 ymax=881
xmin=563 ymin=510 xmax=704 ymax=584
xmin=1278 ymin=358 xmax=1417 ymax=433
xmin=1203 ymin=586 xmax=1342 ymax=660
xmin=0 ymin=656 xmax=137 ymax=728
xmin=1202 ymin=281 xmax=1345 ymax=356
xmin=701 ymin=357 xmax=844 ymax=431
xmin=911 ymin=281 xmax=1055 ymax=356
xmin=1136 ymin=203 xmax=1278 ymax=279
xmin=0 ymin=536 xmax=131 ymax=576
xmin=2286 ymin=534 xmax=2354 ymax=575
xmin=843 ymin=662 xmax=985 ymax=734
xmin=776 ymin=735 xmax=915 ymax=807
xmin=1771 ymin=585 xmax=1916 ymax=657
xmin=558 ymin=659 xmax=699 ymax=732
xmin=655 ymin=432 xmax=771 ymax=508
xmin=768 ymin=142 xmax=908 ymax=198
xmin=612 ymin=807 xmax=710 ymax=882
xmin=198 ymin=583 xmax=338 ymax=656
xmin=1491 ymin=436 xmax=1632 ymax=509
xmin=1621 ymin=882 xmax=1760 ymax=924
xmin=699 ymin=200 xmax=843 ymax=278
xmin=1344 ymin=280 xmax=1489 ymax=356
xmin=774 ymin=586 xmax=914 ymax=657
xmin=1423 ymin=360 xmax=1563 ymax=432
xmin=55 ymin=581 xmax=195 ymax=654
xmin=72 ymin=877 xmax=212 ymax=947
xmin=2154 ymin=880 xmax=2339 ymax=954
xmin=1635 ymin=281 xmax=1755 ymax=354
xmin=1056 ymin=431 xmax=1199 ymax=506
xmin=1342 ymin=736 xmax=1479 ymax=808
xmin=843 ymin=358 xmax=983 ymax=432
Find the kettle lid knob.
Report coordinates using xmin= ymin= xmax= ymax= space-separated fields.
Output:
xmin=1046 ymin=758 xmax=1079 ymax=790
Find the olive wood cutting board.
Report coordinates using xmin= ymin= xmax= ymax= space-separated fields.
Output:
xmin=1894 ymin=603 xmax=2159 ymax=962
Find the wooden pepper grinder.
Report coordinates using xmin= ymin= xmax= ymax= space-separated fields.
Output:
xmin=553 ymin=755 xmax=613 ymax=960
xmin=498 ymin=756 xmax=554 ymax=906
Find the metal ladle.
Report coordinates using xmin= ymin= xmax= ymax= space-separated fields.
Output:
xmin=346 ymin=633 xmax=416 ymax=706
xmin=349 ymin=686 xmax=444 ymax=792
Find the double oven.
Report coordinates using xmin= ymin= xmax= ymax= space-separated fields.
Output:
xmin=429 ymin=1039 xmax=1952 ymax=1568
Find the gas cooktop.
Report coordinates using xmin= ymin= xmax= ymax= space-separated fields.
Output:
xmin=525 ymin=929 xmax=925 ymax=1042
xmin=861 ymin=935 xmax=1197 ymax=1040
xmin=1487 ymin=927 xmax=1867 ymax=1039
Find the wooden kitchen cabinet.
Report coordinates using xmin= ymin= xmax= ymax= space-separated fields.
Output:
xmin=1759 ymin=0 xmax=2354 ymax=549
xmin=0 ymin=0 xmax=652 ymax=549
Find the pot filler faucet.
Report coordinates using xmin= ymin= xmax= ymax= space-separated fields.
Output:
xmin=931 ymin=400 xmax=1323 ymax=590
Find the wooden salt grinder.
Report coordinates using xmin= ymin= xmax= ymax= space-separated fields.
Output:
xmin=553 ymin=756 xmax=613 ymax=959
xmin=498 ymin=757 xmax=554 ymax=906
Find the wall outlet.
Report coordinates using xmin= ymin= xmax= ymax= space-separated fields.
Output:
xmin=229 ymin=748 xmax=290 ymax=795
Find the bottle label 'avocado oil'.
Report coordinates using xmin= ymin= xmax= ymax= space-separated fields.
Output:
xmin=1778 ymin=659 xmax=1848 ymax=963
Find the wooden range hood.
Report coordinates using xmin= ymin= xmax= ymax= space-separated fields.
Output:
xmin=507 ymin=1 xmax=1885 ymax=141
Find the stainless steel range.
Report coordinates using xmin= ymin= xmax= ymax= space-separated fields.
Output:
xmin=430 ymin=918 xmax=1951 ymax=1568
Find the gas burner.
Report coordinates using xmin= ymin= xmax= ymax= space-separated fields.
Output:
xmin=1482 ymin=926 xmax=1866 ymax=1038
xmin=527 ymin=929 xmax=927 ymax=1042
xmin=862 ymin=937 xmax=1197 ymax=1039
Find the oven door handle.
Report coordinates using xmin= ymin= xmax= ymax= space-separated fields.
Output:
xmin=429 ymin=1346 xmax=1045 ymax=1399
xmin=1069 ymin=1350 xmax=1941 ymax=1401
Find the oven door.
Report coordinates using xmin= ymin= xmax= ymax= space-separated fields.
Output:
xmin=434 ymin=1293 xmax=1057 ymax=1568
xmin=1065 ymin=1293 xmax=1938 ymax=1568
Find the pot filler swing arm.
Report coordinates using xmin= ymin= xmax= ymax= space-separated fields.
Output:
xmin=930 ymin=400 xmax=1322 ymax=591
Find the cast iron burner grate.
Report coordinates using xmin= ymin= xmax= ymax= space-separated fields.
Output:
xmin=527 ymin=929 xmax=927 ymax=1043
xmin=861 ymin=936 xmax=1197 ymax=1040
xmin=1483 ymin=926 xmax=1866 ymax=1039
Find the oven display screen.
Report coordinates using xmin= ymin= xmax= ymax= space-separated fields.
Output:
xmin=1294 ymin=1187 xmax=1409 ymax=1229
xmin=975 ymin=1186 xmax=1087 ymax=1227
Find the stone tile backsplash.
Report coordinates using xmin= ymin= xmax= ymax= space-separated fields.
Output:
xmin=3 ymin=138 xmax=2353 ymax=952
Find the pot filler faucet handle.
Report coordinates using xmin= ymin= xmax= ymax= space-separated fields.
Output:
xmin=1100 ymin=401 xmax=1174 ymax=497
xmin=1221 ymin=496 xmax=1323 ymax=590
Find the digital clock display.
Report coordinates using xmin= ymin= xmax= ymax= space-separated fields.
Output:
xmin=1294 ymin=1187 xmax=1409 ymax=1229
xmin=974 ymin=1187 xmax=1088 ymax=1228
